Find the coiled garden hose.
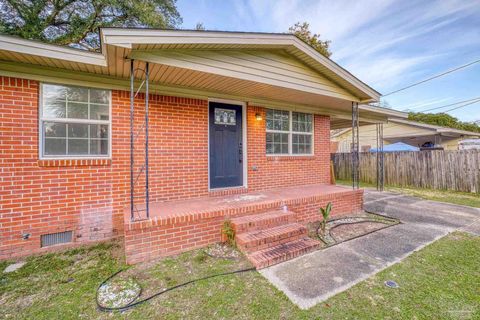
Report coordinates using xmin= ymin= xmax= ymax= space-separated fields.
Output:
xmin=96 ymin=266 xmax=256 ymax=313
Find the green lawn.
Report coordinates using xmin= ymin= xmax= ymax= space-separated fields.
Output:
xmin=1 ymin=232 xmax=479 ymax=319
xmin=336 ymin=179 xmax=480 ymax=208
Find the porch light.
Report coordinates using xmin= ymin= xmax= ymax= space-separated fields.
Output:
xmin=255 ymin=113 xmax=263 ymax=121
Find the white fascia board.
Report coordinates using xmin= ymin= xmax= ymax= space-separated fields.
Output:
xmin=437 ymin=128 xmax=480 ymax=136
xmin=360 ymin=104 xmax=408 ymax=119
xmin=390 ymin=118 xmax=479 ymax=136
xmin=0 ymin=34 xmax=107 ymax=66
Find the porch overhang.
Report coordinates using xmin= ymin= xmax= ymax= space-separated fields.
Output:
xmin=0 ymin=29 xmax=407 ymax=126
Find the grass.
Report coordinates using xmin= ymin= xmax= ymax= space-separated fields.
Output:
xmin=1 ymin=232 xmax=479 ymax=319
xmin=336 ymin=179 xmax=480 ymax=208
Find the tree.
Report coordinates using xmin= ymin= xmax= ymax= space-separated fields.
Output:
xmin=288 ymin=22 xmax=331 ymax=58
xmin=0 ymin=0 xmax=182 ymax=51
xmin=408 ymin=112 xmax=480 ymax=133
xmin=195 ymin=22 xmax=205 ymax=31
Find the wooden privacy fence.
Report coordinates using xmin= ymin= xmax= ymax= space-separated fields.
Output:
xmin=332 ymin=150 xmax=480 ymax=193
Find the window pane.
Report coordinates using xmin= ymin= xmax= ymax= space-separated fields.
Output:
xmin=44 ymin=122 xmax=66 ymax=137
xmin=266 ymin=132 xmax=273 ymax=143
xmin=68 ymin=138 xmax=89 ymax=155
xmin=68 ymin=123 xmax=88 ymax=138
xmin=41 ymin=84 xmax=111 ymax=158
xmin=292 ymin=134 xmax=312 ymax=154
xmin=266 ymin=109 xmax=289 ymax=131
xmin=67 ymin=102 xmax=88 ymax=119
xmin=90 ymin=89 xmax=109 ymax=104
xmin=90 ymin=139 xmax=108 ymax=155
xmin=90 ymin=124 xmax=108 ymax=139
xmin=292 ymin=112 xmax=312 ymax=133
xmin=66 ymin=86 xmax=88 ymax=102
xmin=90 ymin=104 xmax=109 ymax=120
xmin=44 ymin=138 xmax=66 ymax=155
xmin=266 ymin=132 xmax=289 ymax=154
xmin=305 ymin=142 xmax=311 ymax=154
xmin=266 ymin=118 xmax=274 ymax=130
xmin=43 ymin=84 xmax=66 ymax=101
xmin=43 ymin=100 xmax=66 ymax=118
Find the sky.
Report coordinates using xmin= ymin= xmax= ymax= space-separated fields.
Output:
xmin=177 ymin=0 xmax=480 ymax=122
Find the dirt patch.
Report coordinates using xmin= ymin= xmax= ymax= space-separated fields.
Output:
xmin=205 ymin=243 xmax=240 ymax=260
xmin=330 ymin=221 xmax=389 ymax=242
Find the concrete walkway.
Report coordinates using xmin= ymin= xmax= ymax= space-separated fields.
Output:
xmin=260 ymin=190 xmax=480 ymax=309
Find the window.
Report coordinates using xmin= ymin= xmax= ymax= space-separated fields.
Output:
xmin=40 ymin=84 xmax=111 ymax=158
xmin=266 ymin=109 xmax=313 ymax=155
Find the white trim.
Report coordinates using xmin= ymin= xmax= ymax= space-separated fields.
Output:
xmin=207 ymin=98 xmax=248 ymax=190
xmin=359 ymin=104 xmax=407 ymax=119
xmin=265 ymin=109 xmax=315 ymax=156
xmin=39 ymin=83 xmax=112 ymax=160
xmin=390 ymin=118 xmax=479 ymax=136
xmin=0 ymin=34 xmax=106 ymax=66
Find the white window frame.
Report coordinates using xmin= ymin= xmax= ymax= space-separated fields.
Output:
xmin=266 ymin=109 xmax=314 ymax=156
xmin=39 ymin=83 xmax=112 ymax=159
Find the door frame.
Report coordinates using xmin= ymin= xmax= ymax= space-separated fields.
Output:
xmin=207 ymin=98 xmax=248 ymax=190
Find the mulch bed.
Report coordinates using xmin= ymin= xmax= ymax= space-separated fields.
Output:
xmin=307 ymin=212 xmax=399 ymax=246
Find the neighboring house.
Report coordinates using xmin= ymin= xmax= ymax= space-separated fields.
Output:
xmin=459 ymin=139 xmax=480 ymax=150
xmin=0 ymin=29 xmax=404 ymax=266
xmin=332 ymin=118 xmax=480 ymax=152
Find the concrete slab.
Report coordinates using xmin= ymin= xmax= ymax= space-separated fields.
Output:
xmin=260 ymin=190 xmax=480 ymax=309
xmin=461 ymin=220 xmax=480 ymax=236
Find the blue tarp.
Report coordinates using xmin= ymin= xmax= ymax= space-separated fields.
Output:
xmin=370 ymin=142 xmax=419 ymax=152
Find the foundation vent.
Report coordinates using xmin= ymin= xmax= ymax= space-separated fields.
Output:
xmin=40 ymin=231 xmax=73 ymax=247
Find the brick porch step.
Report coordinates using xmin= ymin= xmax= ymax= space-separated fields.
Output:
xmin=246 ymin=237 xmax=322 ymax=269
xmin=236 ymin=223 xmax=307 ymax=253
xmin=231 ymin=210 xmax=296 ymax=233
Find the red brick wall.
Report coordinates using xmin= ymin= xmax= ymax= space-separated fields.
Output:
xmin=247 ymin=105 xmax=331 ymax=191
xmin=0 ymin=76 xmax=341 ymax=260
xmin=124 ymin=188 xmax=363 ymax=264
xmin=0 ymin=77 xmax=208 ymax=259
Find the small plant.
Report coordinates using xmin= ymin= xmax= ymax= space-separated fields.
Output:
xmin=318 ymin=202 xmax=332 ymax=236
xmin=222 ymin=220 xmax=236 ymax=247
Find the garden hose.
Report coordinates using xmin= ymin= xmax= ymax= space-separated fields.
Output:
xmin=96 ymin=266 xmax=256 ymax=313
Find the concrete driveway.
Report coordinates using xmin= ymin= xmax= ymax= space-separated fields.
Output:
xmin=260 ymin=190 xmax=480 ymax=309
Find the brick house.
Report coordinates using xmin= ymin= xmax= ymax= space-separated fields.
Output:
xmin=0 ymin=29 xmax=405 ymax=267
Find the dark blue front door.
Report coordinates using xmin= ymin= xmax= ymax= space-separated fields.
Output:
xmin=209 ymin=102 xmax=243 ymax=189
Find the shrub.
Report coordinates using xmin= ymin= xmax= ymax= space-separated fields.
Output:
xmin=222 ymin=220 xmax=236 ymax=247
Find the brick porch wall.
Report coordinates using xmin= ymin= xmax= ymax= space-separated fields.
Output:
xmin=124 ymin=189 xmax=363 ymax=264
xmin=0 ymin=75 xmax=357 ymax=260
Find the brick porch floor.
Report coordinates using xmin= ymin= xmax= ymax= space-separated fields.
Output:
xmin=124 ymin=184 xmax=363 ymax=264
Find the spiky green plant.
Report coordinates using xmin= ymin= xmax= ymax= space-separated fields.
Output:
xmin=318 ymin=202 xmax=332 ymax=235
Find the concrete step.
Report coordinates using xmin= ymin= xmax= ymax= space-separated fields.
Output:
xmin=236 ymin=223 xmax=307 ymax=253
xmin=231 ymin=210 xmax=296 ymax=233
xmin=246 ymin=237 xmax=321 ymax=269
